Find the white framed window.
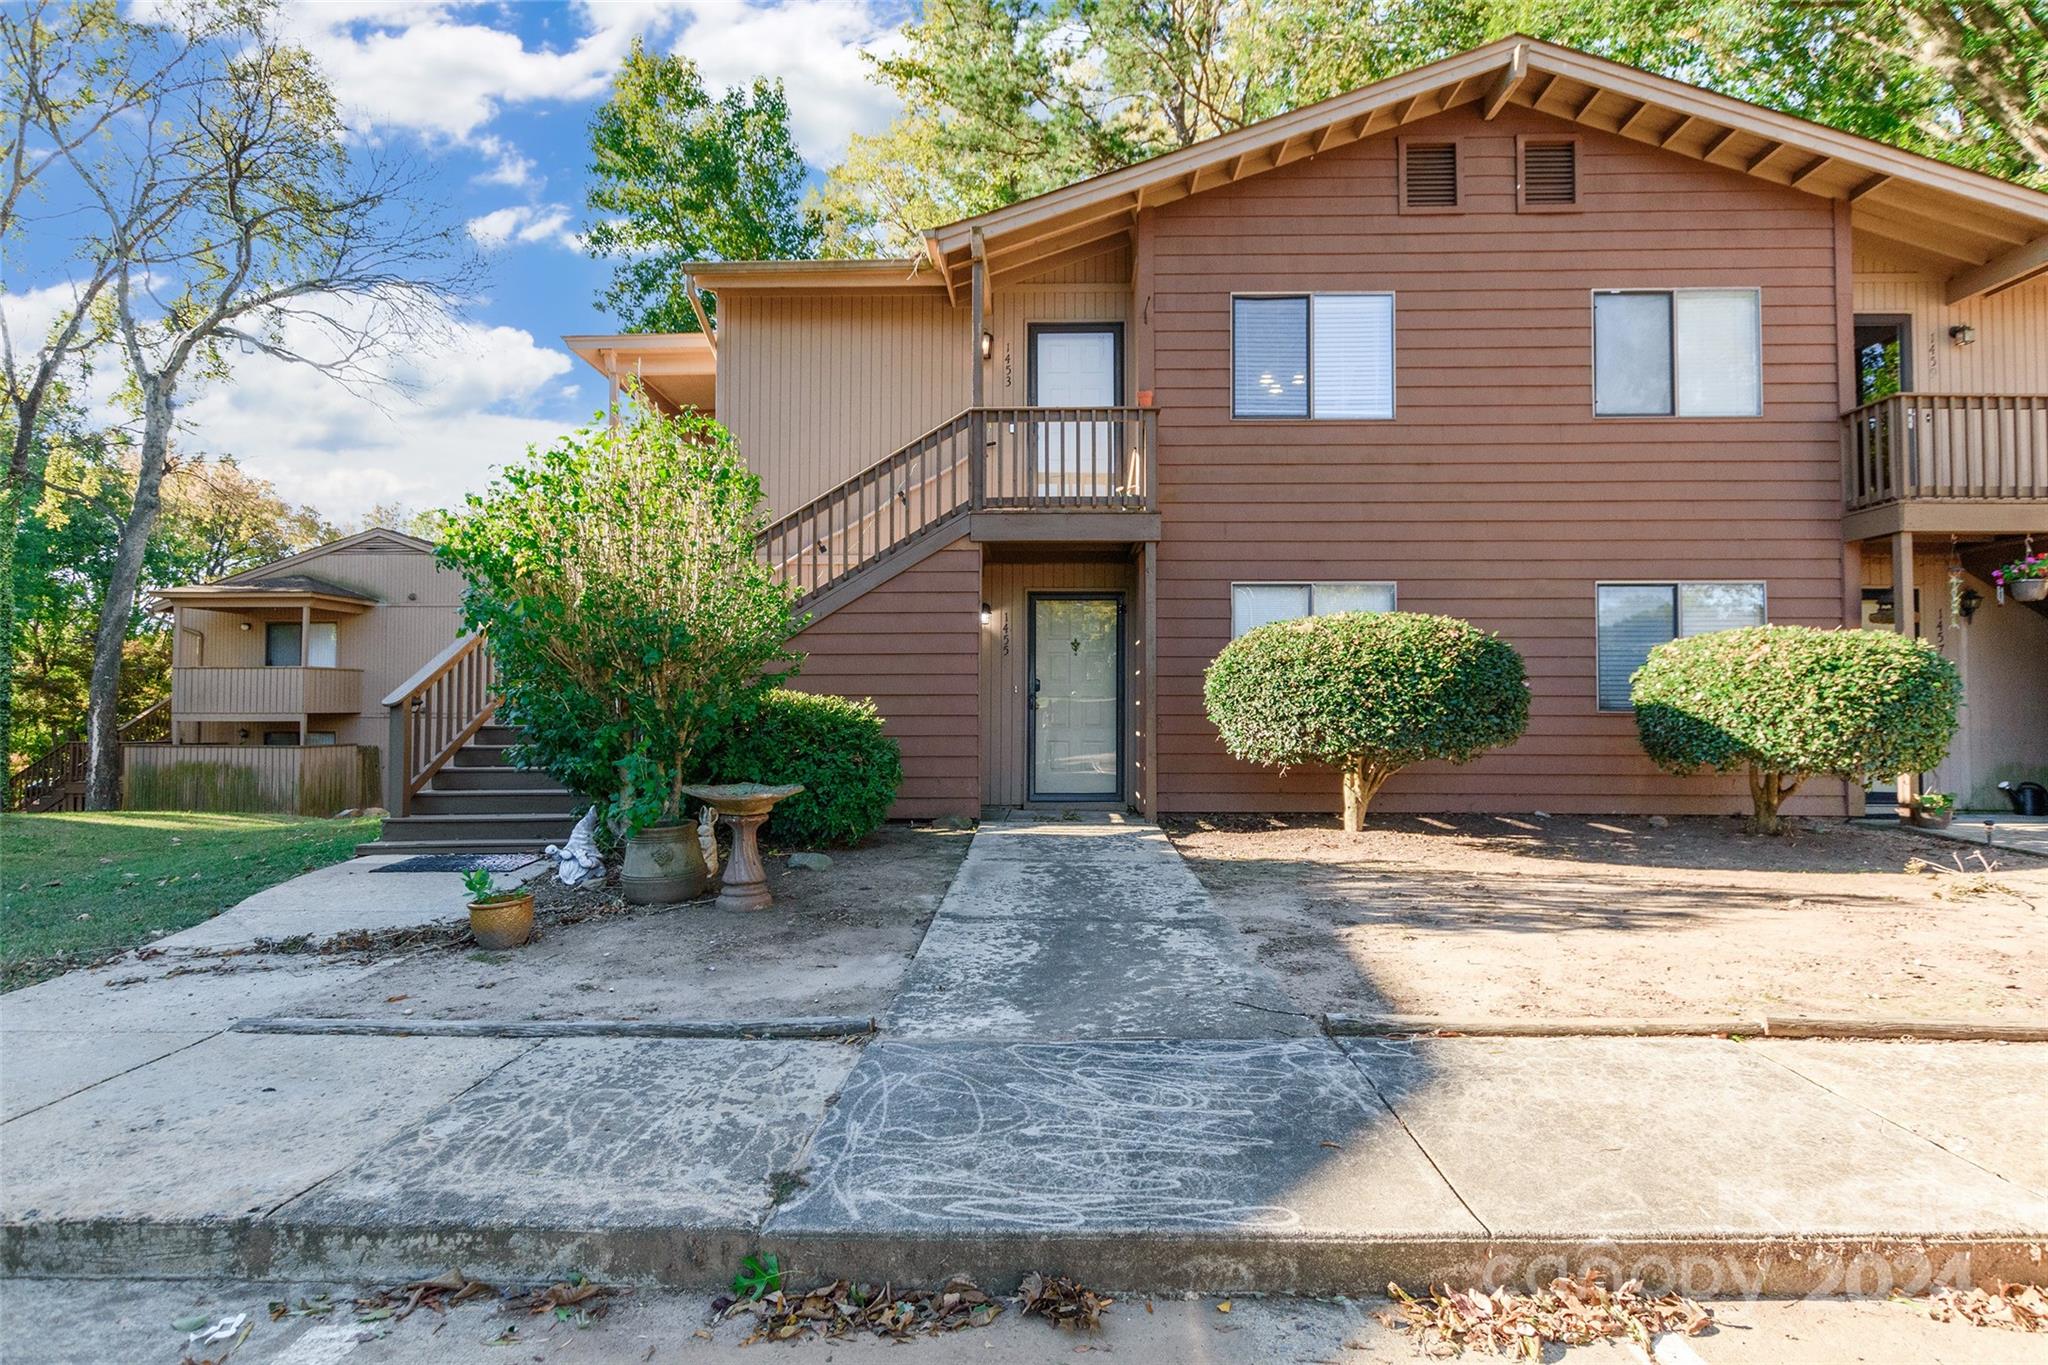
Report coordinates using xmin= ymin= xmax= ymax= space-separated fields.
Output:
xmin=1593 ymin=288 xmax=1761 ymax=417
xmin=1232 ymin=293 xmax=1395 ymax=420
xmin=1231 ymin=581 xmax=1397 ymax=637
xmin=1596 ymin=581 xmax=1766 ymax=711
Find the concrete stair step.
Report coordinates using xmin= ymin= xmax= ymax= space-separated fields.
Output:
xmin=474 ymin=724 xmax=522 ymax=747
xmin=409 ymin=789 xmax=576 ymax=817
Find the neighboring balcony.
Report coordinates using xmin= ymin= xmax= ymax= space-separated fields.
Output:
xmin=171 ymin=666 xmax=363 ymax=720
xmin=1842 ymin=393 xmax=2048 ymax=538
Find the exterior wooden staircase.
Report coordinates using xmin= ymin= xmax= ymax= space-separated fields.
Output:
xmin=357 ymin=405 xmax=1156 ymax=853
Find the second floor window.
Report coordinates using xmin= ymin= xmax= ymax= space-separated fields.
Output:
xmin=265 ymin=621 xmax=337 ymax=668
xmin=1594 ymin=288 xmax=1761 ymax=418
xmin=1232 ymin=293 xmax=1395 ymax=420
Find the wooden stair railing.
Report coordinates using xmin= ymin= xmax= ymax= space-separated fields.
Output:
xmin=8 ymin=696 xmax=173 ymax=813
xmin=760 ymin=406 xmax=1157 ymax=608
xmin=381 ymin=632 xmax=496 ymax=816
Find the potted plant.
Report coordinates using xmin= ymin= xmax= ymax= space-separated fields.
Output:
xmin=1992 ymin=549 xmax=2046 ymax=603
xmin=1909 ymin=791 xmax=1955 ymax=829
xmin=463 ymin=868 xmax=534 ymax=948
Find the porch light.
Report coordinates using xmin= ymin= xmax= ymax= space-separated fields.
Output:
xmin=980 ymin=330 xmax=994 ymax=360
xmin=980 ymin=601 xmax=993 ymax=626
xmin=1948 ymin=324 xmax=1977 ymax=346
xmin=239 ymin=621 xmax=252 ymax=631
xmin=1959 ymin=587 xmax=1983 ymax=621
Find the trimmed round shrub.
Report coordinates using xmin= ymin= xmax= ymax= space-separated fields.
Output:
xmin=700 ymin=690 xmax=902 ymax=847
xmin=1203 ymin=611 xmax=1530 ymax=831
xmin=1631 ymin=625 xmax=1960 ymax=833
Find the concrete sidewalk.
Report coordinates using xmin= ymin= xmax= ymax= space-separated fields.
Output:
xmin=4 ymin=819 xmax=2046 ymax=1296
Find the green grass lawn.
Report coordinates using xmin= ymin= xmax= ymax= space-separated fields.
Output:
xmin=1 ymin=811 xmax=380 ymax=990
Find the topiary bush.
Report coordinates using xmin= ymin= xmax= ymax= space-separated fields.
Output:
xmin=1203 ymin=611 xmax=1530 ymax=831
xmin=1631 ymin=625 xmax=1961 ymax=833
xmin=700 ymin=690 xmax=902 ymax=847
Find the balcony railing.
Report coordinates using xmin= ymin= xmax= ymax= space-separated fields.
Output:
xmin=760 ymin=405 xmax=1157 ymax=605
xmin=1843 ymin=393 xmax=2048 ymax=511
xmin=171 ymin=666 xmax=362 ymax=719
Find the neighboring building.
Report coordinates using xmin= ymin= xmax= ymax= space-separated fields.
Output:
xmin=570 ymin=36 xmax=2048 ymax=821
xmin=129 ymin=529 xmax=466 ymax=814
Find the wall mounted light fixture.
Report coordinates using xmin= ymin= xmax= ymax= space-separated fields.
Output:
xmin=980 ymin=601 xmax=993 ymax=626
xmin=1958 ymin=587 xmax=1983 ymax=621
xmin=980 ymin=331 xmax=994 ymax=360
xmin=1949 ymin=323 xmax=1977 ymax=346
xmin=238 ymin=621 xmax=252 ymax=631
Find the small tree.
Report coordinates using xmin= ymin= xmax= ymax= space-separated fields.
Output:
xmin=438 ymin=400 xmax=797 ymax=835
xmin=1203 ymin=612 xmax=1529 ymax=831
xmin=1631 ymin=625 xmax=1961 ymax=834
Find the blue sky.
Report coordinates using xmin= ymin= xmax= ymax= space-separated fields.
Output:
xmin=13 ymin=1 xmax=912 ymax=519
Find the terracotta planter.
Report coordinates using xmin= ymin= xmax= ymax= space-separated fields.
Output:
xmin=2009 ymin=578 xmax=2047 ymax=603
xmin=621 ymin=821 xmax=709 ymax=904
xmin=468 ymin=892 xmax=534 ymax=949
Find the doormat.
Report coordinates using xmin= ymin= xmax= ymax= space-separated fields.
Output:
xmin=370 ymin=853 xmax=541 ymax=874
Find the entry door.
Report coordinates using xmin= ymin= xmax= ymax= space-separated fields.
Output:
xmin=1030 ymin=325 xmax=1120 ymax=498
xmin=1030 ymin=595 xmax=1122 ymax=800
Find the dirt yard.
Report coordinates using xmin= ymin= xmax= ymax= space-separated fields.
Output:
xmin=1163 ymin=815 xmax=2048 ymax=1025
xmin=284 ymin=825 xmax=972 ymax=1025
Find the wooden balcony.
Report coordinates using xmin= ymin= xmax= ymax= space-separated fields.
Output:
xmin=171 ymin=666 xmax=363 ymax=720
xmin=1842 ymin=394 xmax=2048 ymax=538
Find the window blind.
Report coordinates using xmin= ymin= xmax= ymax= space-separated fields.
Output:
xmin=1232 ymin=584 xmax=1311 ymax=635
xmin=1679 ymin=582 xmax=1766 ymax=634
xmin=1312 ymin=582 xmax=1397 ymax=614
xmin=1675 ymin=290 xmax=1761 ymax=416
xmin=1311 ymin=294 xmax=1395 ymax=419
xmin=1232 ymin=296 xmax=1310 ymax=417
xmin=1596 ymin=585 xmax=1676 ymax=711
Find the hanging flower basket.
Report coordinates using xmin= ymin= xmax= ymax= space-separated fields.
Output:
xmin=1992 ymin=551 xmax=2046 ymax=603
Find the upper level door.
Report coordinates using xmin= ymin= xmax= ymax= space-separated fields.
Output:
xmin=1030 ymin=324 xmax=1122 ymax=498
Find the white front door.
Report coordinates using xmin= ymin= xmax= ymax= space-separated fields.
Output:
xmin=1032 ymin=327 xmax=1119 ymax=497
xmin=1031 ymin=595 xmax=1121 ymax=799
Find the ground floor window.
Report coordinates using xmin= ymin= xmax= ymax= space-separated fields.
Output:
xmin=1231 ymin=581 xmax=1397 ymax=637
xmin=262 ymin=730 xmax=336 ymax=746
xmin=1596 ymin=581 xmax=1766 ymax=710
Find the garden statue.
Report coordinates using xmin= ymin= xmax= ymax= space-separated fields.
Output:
xmin=546 ymin=809 xmax=604 ymax=888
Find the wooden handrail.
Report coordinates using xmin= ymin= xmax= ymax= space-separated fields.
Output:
xmin=383 ymin=631 xmax=496 ymax=814
xmin=8 ymin=696 xmax=171 ymax=811
xmin=759 ymin=405 xmax=1159 ymax=606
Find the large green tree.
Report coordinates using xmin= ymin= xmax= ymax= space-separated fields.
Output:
xmin=818 ymin=0 xmax=2047 ymax=254
xmin=583 ymin=40 xmax=819 ymax=332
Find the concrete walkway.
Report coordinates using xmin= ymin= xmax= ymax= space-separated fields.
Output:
xmin=3 ymin=817 xmax=2046 ymax=1297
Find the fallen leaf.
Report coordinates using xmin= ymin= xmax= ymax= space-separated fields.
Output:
xmin=1217 ymin=1300 xmax=1233 ymax=1313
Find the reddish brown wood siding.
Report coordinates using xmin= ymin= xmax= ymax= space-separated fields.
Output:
xmin=1147 ymin=104 xmax=1851 ymax=815
xmin=785 ymin=538 xmax=982 ymax=820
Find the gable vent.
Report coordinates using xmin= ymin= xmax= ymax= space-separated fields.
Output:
xmin=1521 ymin=139 xmax=1578 ymax=206
xmin=1402 ymin=142 xmax=1459 ymax=208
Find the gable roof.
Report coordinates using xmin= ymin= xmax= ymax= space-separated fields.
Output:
xmin=217 ymin=527 xmax=434 ymax=585
xmin=922 ymin=34 xmax=2048 ymax=303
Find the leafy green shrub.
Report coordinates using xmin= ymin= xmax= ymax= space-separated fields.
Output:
xmin=438 ymin=397 xmax=798 ymax=835
xmin=1631 ymin=625 xmax=1961 ymax=833
xmin=1203 ymin=612 xmax=1530 ymax=830
xmin=702 ymin=690 xmax=901 ymax=847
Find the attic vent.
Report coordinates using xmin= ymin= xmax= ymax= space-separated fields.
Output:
xmin=1521 ymin=138 xmax=1579 ymax=207
xmin=1401 ymin=141 xmax=1459 ymax=209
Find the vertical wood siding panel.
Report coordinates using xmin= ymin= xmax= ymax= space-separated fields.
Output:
xmin=1851 ymin=245 xmax=2048 ymax=393
xmin=1148 ymin=104 xmax=1853 ymax=816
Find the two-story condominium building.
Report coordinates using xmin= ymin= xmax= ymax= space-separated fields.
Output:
xmin=572 ymin=36 xmax=2048 ymax=825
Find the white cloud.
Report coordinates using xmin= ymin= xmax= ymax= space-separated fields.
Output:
xmin=667 ymin=0 xmax=903 ymax=164
xmin=465 ymin=203 xmax=581 ymax=250
xmin=473 ymin=135 xmax=536 ymax=188
xmin=282 ymin=1 xmax=902 ymax=168
xmin=173 ymin=314 xmax=581 ymax=518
